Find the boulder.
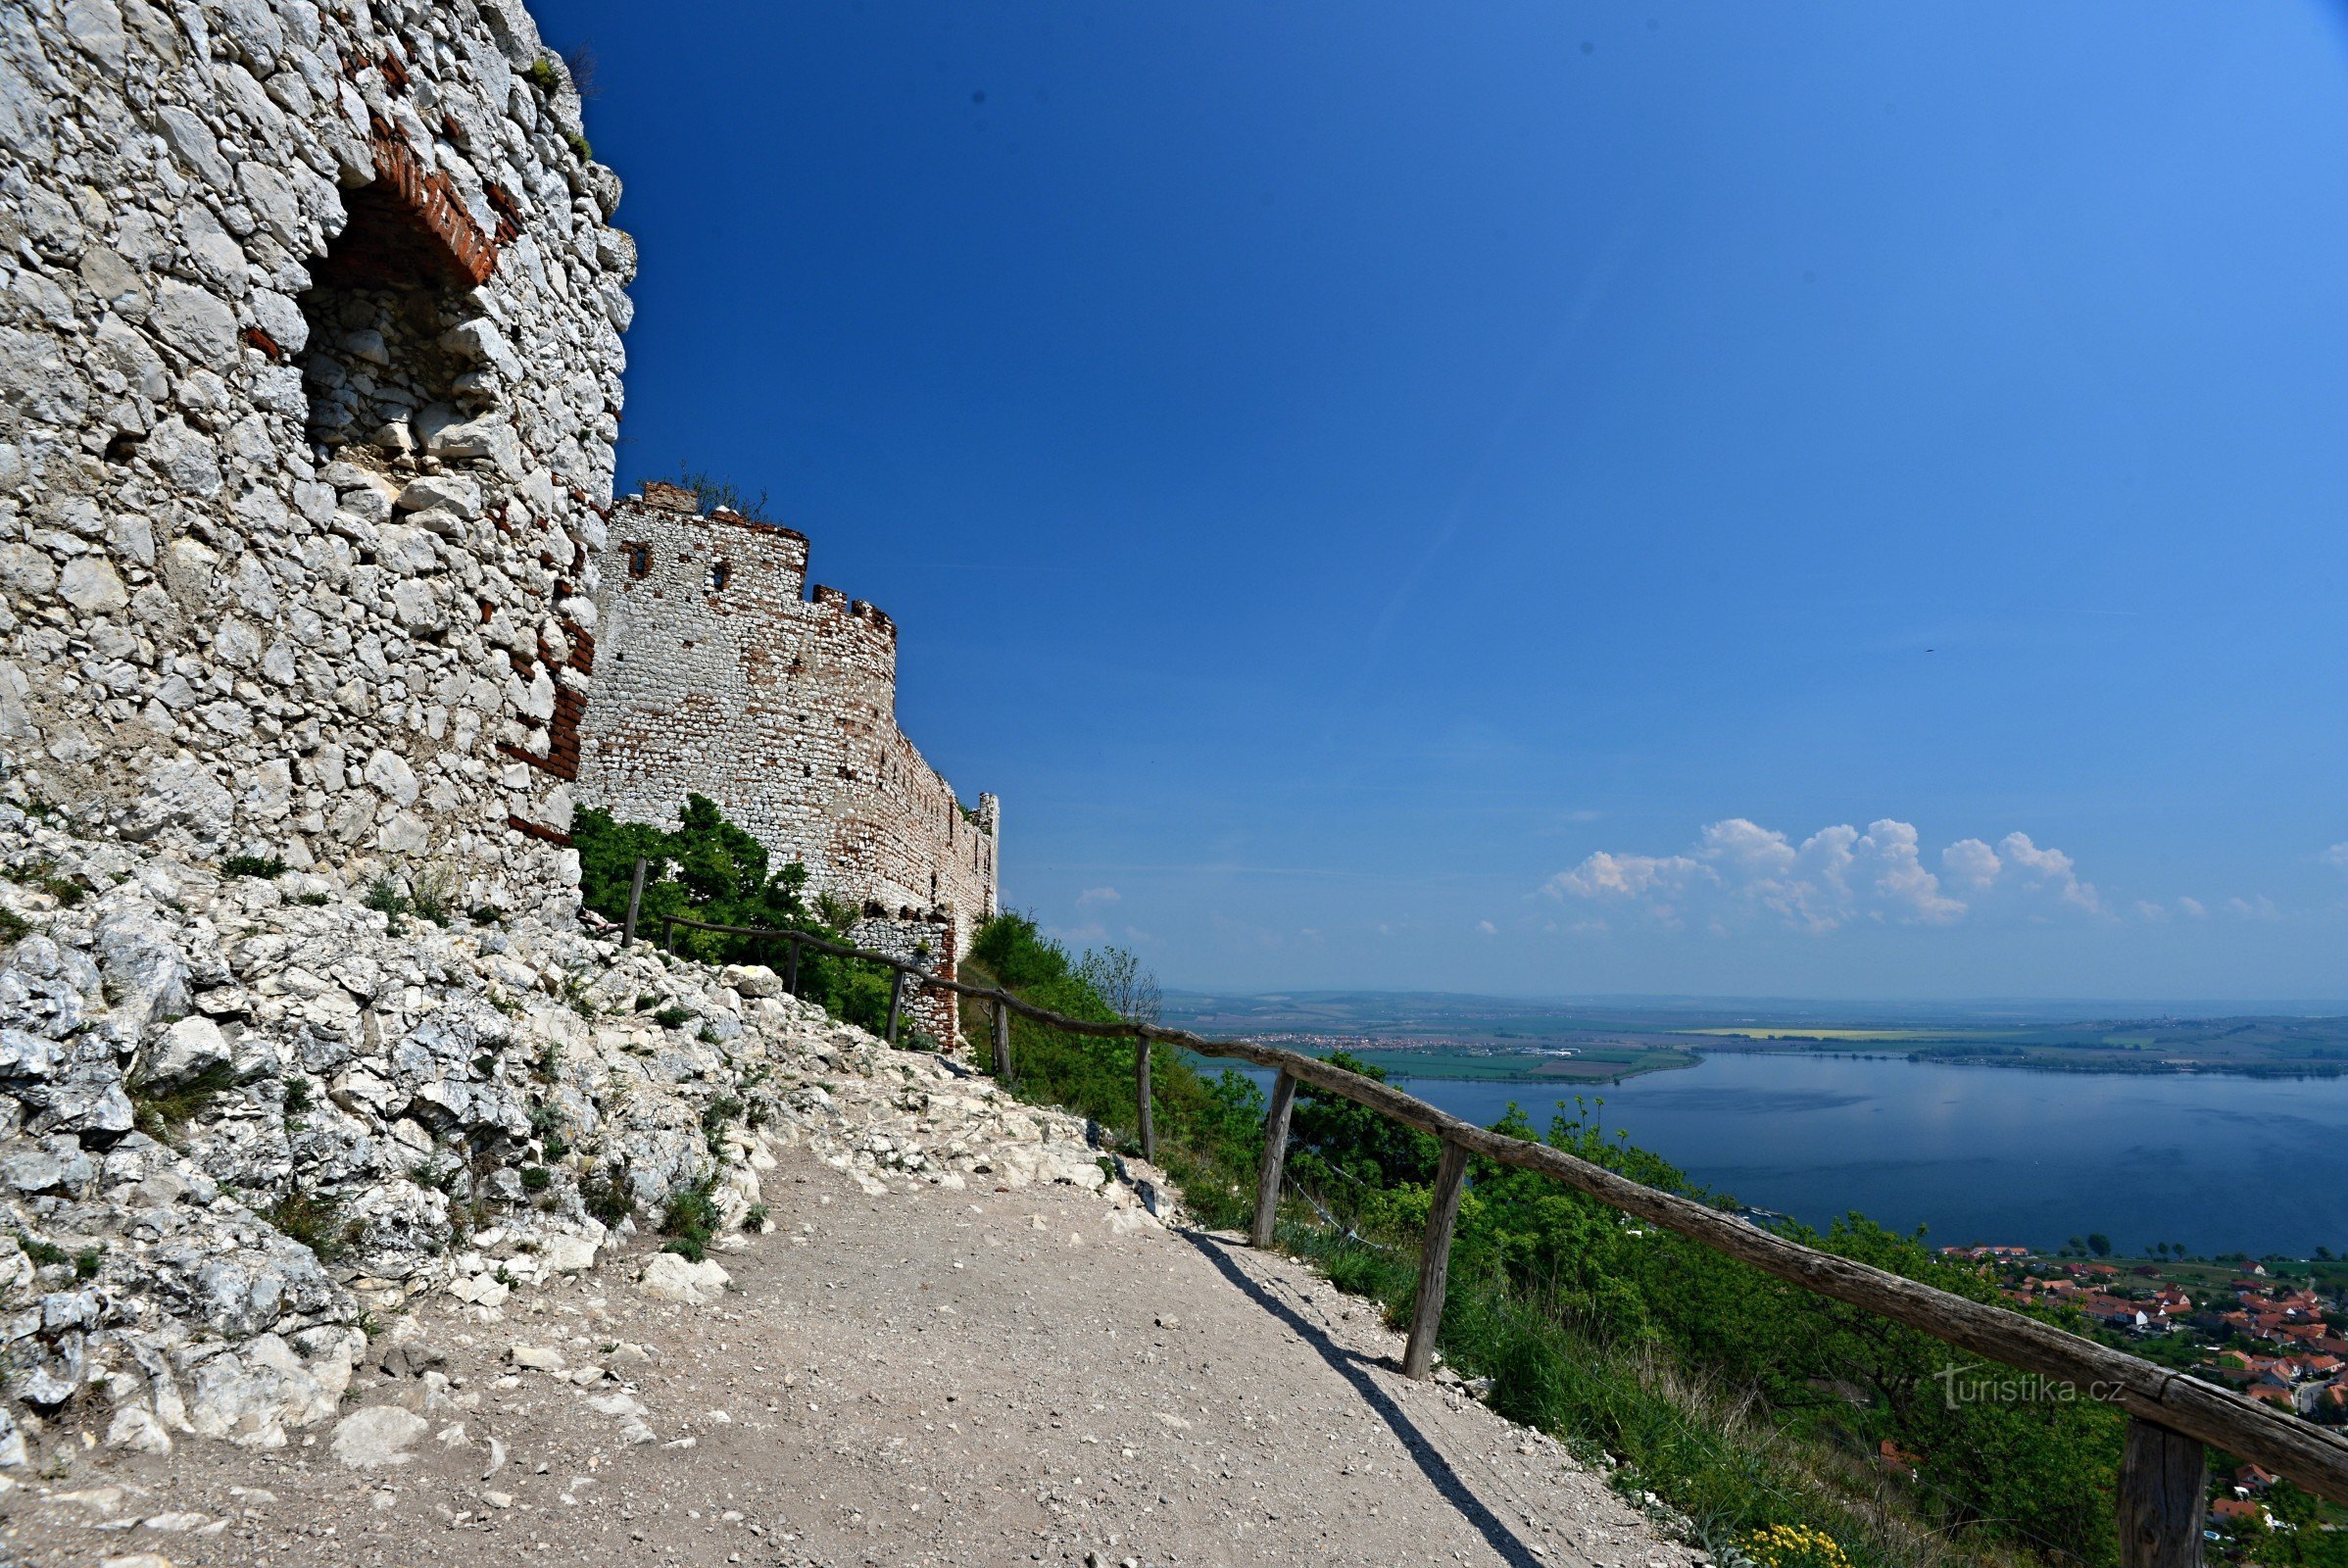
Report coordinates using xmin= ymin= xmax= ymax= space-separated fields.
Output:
xmin=139 ymin=1016 xmax=230 ymax=1091
xmin=635 ymin=1251 xmax=729 ymax=1306
xmin=330 ymin=1404 xmax=426 ymax=1468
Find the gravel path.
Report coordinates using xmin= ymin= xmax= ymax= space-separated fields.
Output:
xmin=0 ymin=1149 xmax=1698 ymax=1568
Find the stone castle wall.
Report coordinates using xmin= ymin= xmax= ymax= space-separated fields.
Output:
xmin=0 ymin=0 xmax=632 ymax=916
xmin=577 ymin=485 xmax=1000 ymax=971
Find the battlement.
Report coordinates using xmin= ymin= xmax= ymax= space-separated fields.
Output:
xmin=577 ymin=491 xmax=999 ymax=976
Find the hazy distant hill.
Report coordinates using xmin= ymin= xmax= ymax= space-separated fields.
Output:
xmin=1157 ymin=991 xmax=2348 ymax=1079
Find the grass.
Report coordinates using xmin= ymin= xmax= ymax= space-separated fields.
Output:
xmin=129 ymin=1063 xmax=239 ymax=1146
xmin=221 ymin=854 xmax=288 ymax=880
xmin=14 ymin=1233 xmax=69 ymax=1268
xmin=0 ymin=907 xmax=26 ymax=947
xmin=653 ymin=1005 xmax=692 ymax=1030
xmin=264 ymin=1185 xmax=361 ymax=1263
xmin=701 ymin=1095 xmax=741 ymax=1157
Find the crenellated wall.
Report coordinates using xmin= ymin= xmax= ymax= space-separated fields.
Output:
xmin=0 ymin=0 xmax=632 ymax=916
xmin=577 ymin=484 xmax=999 ymax=979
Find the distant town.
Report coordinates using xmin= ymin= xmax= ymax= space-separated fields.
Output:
xmin=1939 ymin=1243 xmax=2348 ymax=1536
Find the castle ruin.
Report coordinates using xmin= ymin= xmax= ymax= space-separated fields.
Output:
xmin=0 ymin=0 xmax=630 ymax=915
xmin=576 ymin=481 xmax=1000 ymax=1045
xmin=0 ymin=0 xmax=991 ymax=969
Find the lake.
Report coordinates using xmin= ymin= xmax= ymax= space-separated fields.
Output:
xmin=1234 ymin=1053 xmax=2348 ymax=1257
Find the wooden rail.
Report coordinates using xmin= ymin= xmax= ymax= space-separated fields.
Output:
xmin=633 ymin=895 xmax=2348 ymax=1560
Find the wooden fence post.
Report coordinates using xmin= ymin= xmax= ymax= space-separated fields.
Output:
xmin=1251 ymin=1070 xmax=1298 ymax=1248
xmin=1402 ymin=1140 xmax=1473 ymax=1381
xmin=784 ymin=935 xmax=800 ymax=997
xmin=886 ymin=966 xmax=905 ymax=1045
xmin=621 ymin=857 xmax=647 ymax=948
xmin=2118 ymin=1417 xmax=2208 ymax=1568
xmin=991 ymin=994 xmax=1011 ymax=1081
xmin=1135 ymin=1029 xmax=1155 ymax=1164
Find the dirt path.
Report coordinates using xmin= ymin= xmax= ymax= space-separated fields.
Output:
xmin=0 ymin=1150 xmax=1697 ymax=1568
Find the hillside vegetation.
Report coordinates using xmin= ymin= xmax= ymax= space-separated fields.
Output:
xmin=963 ymin=915 xmax=2348 ymax=1568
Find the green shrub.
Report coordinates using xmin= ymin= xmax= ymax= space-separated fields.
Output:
xmin=222 ymin=854 xmax=288 ymax=880
xmin=521 ymin=1166 xmax=553 ymax=1193
xmin=294 ymin=891 xmax=332 ymax=906
xmin=582 ymin=1166 xmax=632 ymax=1227
xmin=653 ymin=1005 xmax=691 ymax=1030
xmin=363 ymin=875 xmax=409 ymax=933
xmin=701 ymin=1095 xmax=741 ymax=1156
xmin=73 ymin=1247 xmax=102 ymax=1280
xmin=744 ymin=1202 xmax=768 ymax=1232
xmin=660 ymin=1176 xmax=720 ymax=1262
xmin=14 ymin=1233 xmax=69 ymax=1268
xmin=0 ymin=907 xmax=27 ymax=947
xmin=282 ymin=1076 xmax=314 ymax=1115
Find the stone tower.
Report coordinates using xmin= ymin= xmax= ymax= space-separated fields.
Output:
xmin=576 ymin=482 xmax=1000 ymax=1043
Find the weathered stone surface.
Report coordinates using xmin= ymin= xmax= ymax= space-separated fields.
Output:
xmin=0 ymin=0 xmax=633 ymax=910
xmin=330 ymin=1404 xmax=426 ymax=1468
xmin=0 ymin=817 xmax=1137 ymax=1477
xmin=635 ymin=1251 xmax=730 ymax=1306
xmin=141 ymin=1016 xmax=231 ymax=1090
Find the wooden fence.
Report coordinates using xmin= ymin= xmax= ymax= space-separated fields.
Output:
xmin=634 ymin=891 xmax=2348 ymax=1565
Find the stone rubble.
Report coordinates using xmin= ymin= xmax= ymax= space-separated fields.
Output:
xmin=0 ymin=811 xmax=1153 ymax=1481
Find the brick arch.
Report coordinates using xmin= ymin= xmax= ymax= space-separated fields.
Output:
xmin=310 ymin=123 xmax=501 ymax=292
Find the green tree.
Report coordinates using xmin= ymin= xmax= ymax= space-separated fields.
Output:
xmin=572 ymin=795 xmax=890 ymax=1028
xmin=2086 ymin=1233 xmax=2113 ymax=1257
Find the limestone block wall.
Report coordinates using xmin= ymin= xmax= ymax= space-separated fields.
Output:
xmin=848 ymin=912 xmax=960 ymax=1050
xmin=0 ymin=0 xmax=632 ymax=915
xmin=579 ymin=486 xmax=1000 ymax=962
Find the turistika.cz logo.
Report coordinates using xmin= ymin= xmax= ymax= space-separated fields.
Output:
xmin=1933 ymin=1362 xmax=2125 ymax=1408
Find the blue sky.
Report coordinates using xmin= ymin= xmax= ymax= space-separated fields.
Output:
xmin=537 ymin=1 xmax=2348 ymax=1003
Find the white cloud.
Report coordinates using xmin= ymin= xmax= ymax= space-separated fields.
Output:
xmin=2177 ymin=896 xmax=2207 ymax=918
xmin=1544 ymin=816 xmax=2097 ymax=933
xmin=2225 ymin=895 xmax=2281 ymax=922
xmin=2324 ymin=843 xmax=2348 ymax=872
xmin=1942 ymin=838 xmax=2001 ymax=891
xmin=1076 ymin=886 xmax=1121 ymax=907
xmin=1476 ymin=919 xmax=1498 ymax=936
xmin=1995 ymin=832 xmax=2100 ymax=913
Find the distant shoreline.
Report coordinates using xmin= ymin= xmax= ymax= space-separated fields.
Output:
xmin=1201 ymin=1040 xmax=2348 ymax=1088
xmin=1158 ymin=995 xmax=2348 ymax=1085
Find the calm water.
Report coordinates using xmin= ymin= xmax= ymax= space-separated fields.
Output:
xmin=1242 ymin=1054 xmax=2348 ymax=1256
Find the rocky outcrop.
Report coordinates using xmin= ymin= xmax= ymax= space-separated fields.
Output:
xmin=0 ymin=810 xmax=1141 ymax=1479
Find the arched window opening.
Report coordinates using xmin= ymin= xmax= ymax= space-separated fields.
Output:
xmin=709 ymin=559 xmax=731 ymax=591
xmin=297 ymin=150 xmax=499 ymax=463
xmin=626 ymin=542 xmax=651 ymax=577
